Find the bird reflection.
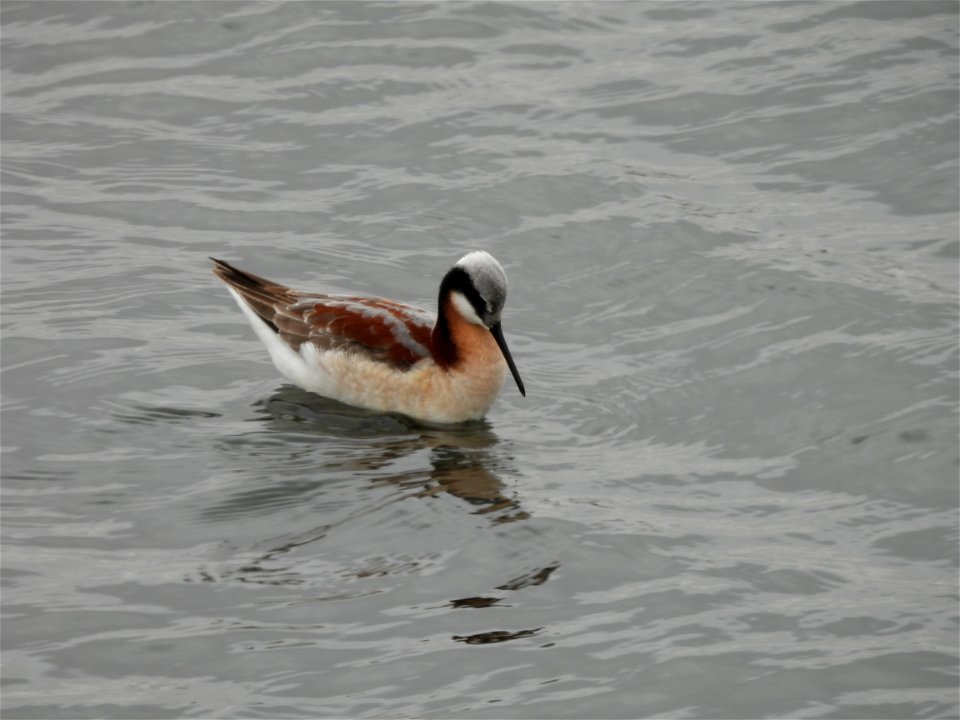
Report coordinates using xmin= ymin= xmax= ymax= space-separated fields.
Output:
xmin=397 ymin=444 xmax=529 ymax=524
xmin=199 ymin=385 xmax=529 ymax=583
xmin=196 ymin=387 xmax=555 ymax=646
xmin=291 ymin=385 xmax=526 ymax=521
xmin=202 ymin=385 xmax=527 ymax=523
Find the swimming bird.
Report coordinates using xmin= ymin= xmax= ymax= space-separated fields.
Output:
xmin=211 ymin=251 xmax=525 ymax=424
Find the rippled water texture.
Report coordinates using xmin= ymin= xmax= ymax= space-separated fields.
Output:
xmin=2 ymin=2 xmax=958 ymax=718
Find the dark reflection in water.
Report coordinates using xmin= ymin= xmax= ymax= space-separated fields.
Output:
xmin=196 ymin=385 xmax=534 ymax=592
xmin=444 ymin=561 xmax=558 ymax=645
xmin=497 ymin=563 xmax=559 ymax=591
xmin=451 ymin=596 xmax=502 ymax=609
xmin=453 ymin=628 xmax=543 ymax=645
xmin=216 ymin=385 xmax=527 ymax=519
xmin=451 ymin=562 xmax=560 ymax=614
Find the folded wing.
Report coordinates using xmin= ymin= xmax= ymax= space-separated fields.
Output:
xmin=211 ymin=258 xmax=435 ymax=369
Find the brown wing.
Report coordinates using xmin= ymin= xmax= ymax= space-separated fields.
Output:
xmin=211 ymin=258 xmax=435 ymax=369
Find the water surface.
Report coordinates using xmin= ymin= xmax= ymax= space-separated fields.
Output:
xmin=2 ymin=2 xmax=958 ymax=718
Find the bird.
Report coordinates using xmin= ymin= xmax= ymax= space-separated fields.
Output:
xmin=211 ymin=251 xmax=525 ymax=424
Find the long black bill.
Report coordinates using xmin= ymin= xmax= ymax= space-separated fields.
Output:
xmin=489 ymin=321 xmax=525 ymax=397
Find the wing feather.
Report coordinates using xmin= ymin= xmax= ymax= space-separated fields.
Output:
xmin=212 ymin=258 xmax=434 ymax=369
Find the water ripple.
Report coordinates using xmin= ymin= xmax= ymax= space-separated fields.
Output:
xmin=2 ymin=1 xmax=957 ymax=718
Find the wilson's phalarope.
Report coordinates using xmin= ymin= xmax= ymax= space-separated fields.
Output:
xmin=212 ymin=251 xmax=525 ymax=424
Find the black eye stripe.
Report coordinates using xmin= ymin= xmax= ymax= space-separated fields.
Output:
xmin=439 ymin=267 xmax=486 ymax=319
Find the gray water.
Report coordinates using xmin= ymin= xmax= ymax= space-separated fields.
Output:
xmin=2 ymin=2 xmax=958 ymax=718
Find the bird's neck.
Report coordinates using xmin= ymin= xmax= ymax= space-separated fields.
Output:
xmin=431 ymin=296 xmax=498 ymax=370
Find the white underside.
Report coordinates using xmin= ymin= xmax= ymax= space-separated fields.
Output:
xmin=227 ymin=288 xmax=506 ymax=424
